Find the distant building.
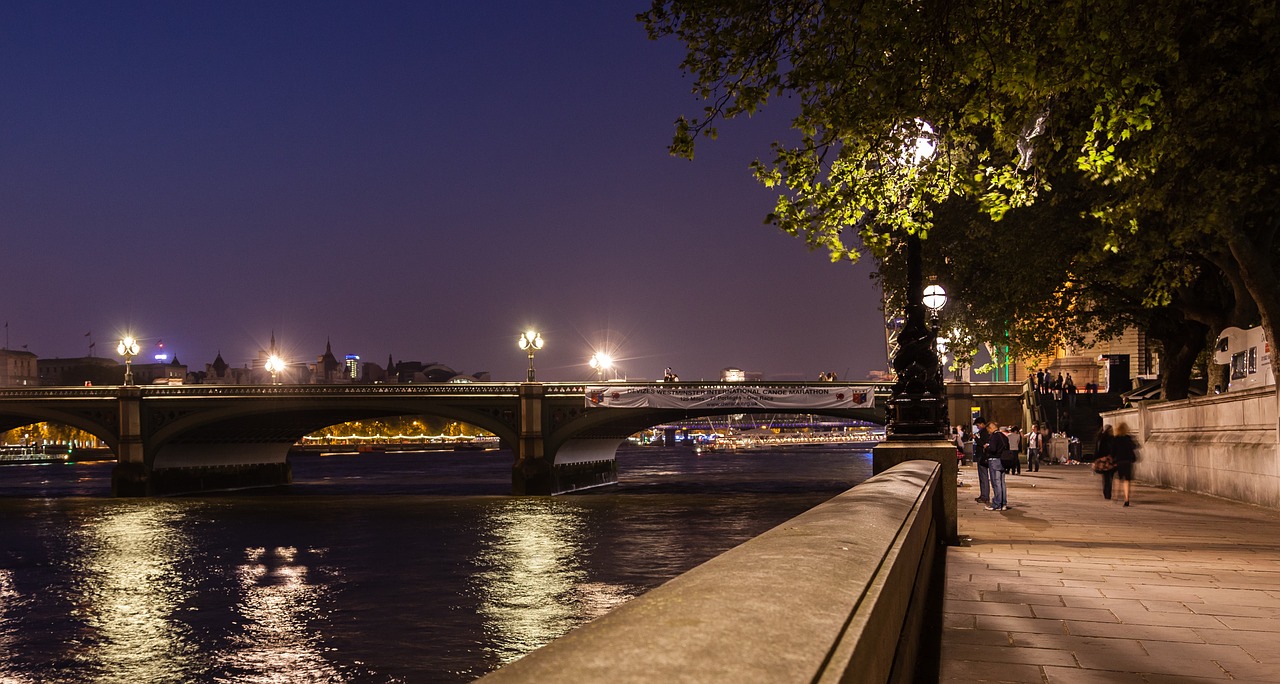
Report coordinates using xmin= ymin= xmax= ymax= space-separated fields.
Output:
xmin=384 ymin=358 xmax=489 ymax=384
xmin=130 ymin=357 xmax=188 ymax=385
xmin=0 ymin=348 xmax=38 ymax=386
xmin=345 ymin=354 xmax=360 ymax=380
xmin=720 ymin=368 xmax=765 ymax=382
xmin=310 ymin=339 xmax=345 ymax=384
xmin=38 ymin=357 xmax=120 ymax=386
xmin=202 ymin=351 xmax=252 ymax=384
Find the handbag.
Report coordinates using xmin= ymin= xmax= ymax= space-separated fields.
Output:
xmin=1092 ymin=455 xmax=1115 ymax=473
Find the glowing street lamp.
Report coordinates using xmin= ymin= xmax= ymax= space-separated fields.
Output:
xmin=887 ymin=122 xmax=949 ymax=439
xmin=518 ymin=330 xmax=544 ymax=382
xmin=588 ymin=352 xmax=614 ymax=381
xmin=116 ymin=336 xmax=140 ymax=386
xmin=264 ymin=354 xmax=286 ymax=385
xmin=923 ymin=282 xmax=948 ymax=313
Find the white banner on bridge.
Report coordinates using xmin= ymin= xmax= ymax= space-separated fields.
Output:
xmin=584 ymin=385 xmax=875 ymax=410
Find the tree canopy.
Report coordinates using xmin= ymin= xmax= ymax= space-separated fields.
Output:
xmin=641 ymin=0 xmax=1279 ymax=395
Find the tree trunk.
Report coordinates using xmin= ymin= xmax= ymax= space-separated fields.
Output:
xmin=1223 ymin=223 xmax=1280 ymax=368
xmin=1155 ymin=319 xmax=1209 ymax=401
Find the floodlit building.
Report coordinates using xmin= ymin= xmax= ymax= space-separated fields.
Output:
xmin=0 ymin=348 xmax=38 ymax=386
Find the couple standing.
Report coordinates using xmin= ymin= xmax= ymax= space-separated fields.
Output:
xmin=973 ymin=416 xmax=1016 ymax=511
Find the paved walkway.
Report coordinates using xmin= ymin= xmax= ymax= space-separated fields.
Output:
xmin=941 ymin=463 xmax=1280 ymax=683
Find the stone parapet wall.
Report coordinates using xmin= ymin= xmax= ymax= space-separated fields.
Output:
xmin=478 ymin=461 xmax=946 ymax=683
xmin=1102 ymin=385 xmax=1279 ymax=507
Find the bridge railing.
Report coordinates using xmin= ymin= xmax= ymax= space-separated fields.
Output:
xmin=0 ymin=381 xmax=894 ymax=400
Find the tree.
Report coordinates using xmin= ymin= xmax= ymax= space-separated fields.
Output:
xmin=641 ymin=0 xmax=1279 ymax=394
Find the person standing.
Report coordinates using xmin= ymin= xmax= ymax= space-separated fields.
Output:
xmin=1026 ymin=423 xmax=1042 ymax=472
xmin=1007 ymin=425 xmax=1022 ymax=475
xmin=1112 ymin=422 xmax=1139 ymax=506
xmin=973 ymin=417 xmax=990 ymax=505
xmin=984 ymin=421 xmax=1010 ymax=511
xmin=1094 ymin=425 xmax=1115 ymax=500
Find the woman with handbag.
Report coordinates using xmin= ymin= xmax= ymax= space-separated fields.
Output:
xmin=1093 ymin=425 xmax=1116 ymax=500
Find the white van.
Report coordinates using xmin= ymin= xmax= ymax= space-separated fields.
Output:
xmin=1213 ymin=326 xmax=1275 ymax=391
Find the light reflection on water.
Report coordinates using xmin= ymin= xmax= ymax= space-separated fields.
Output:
xmin=216 ymin=545 xmax=343 ymax=683
xmin=70 ymin=503 xmax=201 ymax=684
xmin=471 ymin=498 xmax=637 ymax=665
xmin=0 ymin=445 xmax=871 ymax=681
xmin=0 ymin=568 xmax=33 ymax=684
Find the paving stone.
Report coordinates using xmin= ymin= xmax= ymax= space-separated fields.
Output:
xmin=940 ymin=658 xmax=1046 ymax=683
xmin=1041 ymin=666 xmax=1146 ymax=683
xmin=1106 ymin=607 xmax=1226 ymax=628
xmin=1137 ymin=639 xmax=1252 ymax=661
xmin=1009 ymin=632 xmax=1148 ymax=657
xmin=942 ymin=628 xmax=1017 ymax=647
xmin=1029 ymin=605 xmax=1119 ymax=622
xmin=948 ymin=599 xmax=1037 ymax=617
xmin=1064 ymin=619 xmax=1205 ymax=642
xmin=975 ymin=615 xmax=1070 ymax=634
xmin=1214 ymin=659 xmax=1280 ymax=680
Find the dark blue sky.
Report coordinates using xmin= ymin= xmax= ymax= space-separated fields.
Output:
xmin=1 ymin=1 xmax=885 ymax=382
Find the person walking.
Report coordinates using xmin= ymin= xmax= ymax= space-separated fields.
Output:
xmin=973 ymin=417 xmax=990 ymax=505
xmin=1094 ymin=424 xmax=1115 ymax=500
xmin=1112 ymin=422 xmax=1140 ymax=506
xmin=984 ymin=420 xmax=1010 ymax=511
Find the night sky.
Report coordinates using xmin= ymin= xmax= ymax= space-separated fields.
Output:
xmin=2 ymin=2 xmax=886 ymax=383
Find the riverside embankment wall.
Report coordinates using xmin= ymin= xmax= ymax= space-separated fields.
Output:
xmin=478 ymin=460 xmax=947 ymax=683
xmin=1103 ymin=385 xmax=1280 ymax=507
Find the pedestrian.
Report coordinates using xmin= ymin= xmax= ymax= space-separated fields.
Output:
xmin=972 ymin=417 xmax=990 ymax=505
xmin=984 ymin=420 xmax=1010 ymax=511
xmin=1026 ymin=423 xmax=1041 ymax=472
xmin=1112 ymin=422 xmax=1140 ymax=506
xmin=1093 ymin=425 xmax=1115 ymax=500
xmin=1065 ymin=373 xmax=1077 ymax=408
xmin=1007 ymin=425 xmax=1022 ymax=475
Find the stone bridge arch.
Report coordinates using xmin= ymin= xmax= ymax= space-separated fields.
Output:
xmin=516 ymin=384 xmax=890 ymax=494
xmin=0 ymin=388 xmax=121 ymax=450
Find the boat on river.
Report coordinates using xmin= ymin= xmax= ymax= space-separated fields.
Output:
xmin=0 ymin=444 xmax=72 ymax=465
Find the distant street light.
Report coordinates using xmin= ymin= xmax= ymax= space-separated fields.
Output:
xmin=518 ymin=330 xmax=544 ymax=382
xmin=265 ymin=354 xmax=286 ymax=385
xmin=116 ymin=337 xmax=140 ymax=386
xmin=589 ymin=352 xmax=614 ymax=381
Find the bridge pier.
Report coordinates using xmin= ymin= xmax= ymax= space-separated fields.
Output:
xmin=112 ymin=387 xmax=150 ymax=496
xmin=513 ymin=383 xmax=553 ymax=494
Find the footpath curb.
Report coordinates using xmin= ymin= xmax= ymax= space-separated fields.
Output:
xmin=942 ymin=463 xmax=1280 ymax=683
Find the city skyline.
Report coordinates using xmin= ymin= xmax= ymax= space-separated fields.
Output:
xmin=1 ymin=2 xmax=888 ymax=382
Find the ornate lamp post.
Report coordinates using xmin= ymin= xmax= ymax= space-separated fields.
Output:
xmin=518 ymin=330 xmax=544 ymax=382
xmin=116 ymin=336 xmax=139 ymax=386
xmin=588 ymin=352 xmax=613 ymax=381
xmin=265 ymin=354 xmax=286 ymax=385
xmin=887 ymin=124 xmax=949 ymax=440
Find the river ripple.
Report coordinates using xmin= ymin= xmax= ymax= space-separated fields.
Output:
xmin=0 ymin=444 xmax=872 ymax=682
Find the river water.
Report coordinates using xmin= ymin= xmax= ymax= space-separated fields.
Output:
xmin=0 ymin=444 xmax=873 ymax=682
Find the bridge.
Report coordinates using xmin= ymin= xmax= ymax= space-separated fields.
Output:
xmin=0 ymin=382 xmax=889 ymax=496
